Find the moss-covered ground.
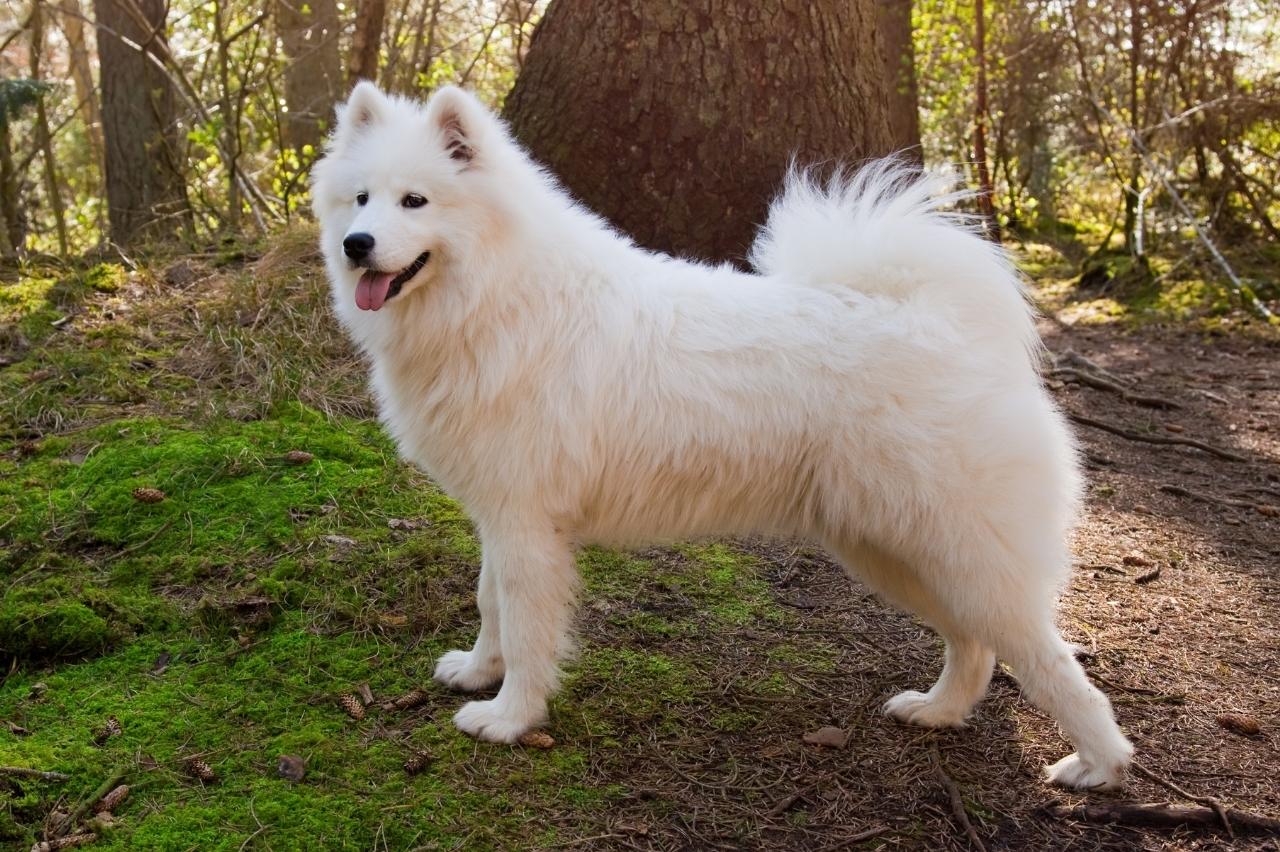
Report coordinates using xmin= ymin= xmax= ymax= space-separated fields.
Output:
xmin=0 ymin=233 xmax=821 ymax=850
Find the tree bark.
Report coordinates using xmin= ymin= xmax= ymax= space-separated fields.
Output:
xmin=93 ymin=0 xmax=190 ymax=246
xmin=275 ymin=0 xmax=341 ymax=150
xmin=504 ymin=0 xmax=898 ymax=264
xmin=56 ymin=0 xmax=104 ymax=170
xmin=1123 ymin=0 xmax=1143 ymax=256
xmin=348 ymin=0 xmax=387 ymax=86
xmin=973 ymin=0 xmax=999 ymax=240
xmin=31 ymin=1 xmax=70 ymax=256
xmin=877 ymin=0 xmax=920 ymax=160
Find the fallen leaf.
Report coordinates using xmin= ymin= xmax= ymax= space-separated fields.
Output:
xmin=1121 ymin=551 xmax=1152 ymax=568
xmin=802 ymin=726 xmax=848 ymax=748
xmin=277 ymin=754 xmax=306 ymax=783
xmin=357 ymin=683 xmax=374 ymax=705
xmin=152 ymin=652 xmax=171 ymax=675
xmin=1216 ymin=713 xmax=1261 ymax=737
xmin=518 ymin=731 xmax=555 ymax=749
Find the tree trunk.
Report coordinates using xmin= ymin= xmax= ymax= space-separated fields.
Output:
xmin=504 ymin=0 xmax=898 ymax=264
xmin=347 ymin=0 xmax=387 ymax=86
xmin=31 ymin=1 xmax=70 ymax=256
xmin=1123 ymin=0 xmax=1142 ymax=256
xmin=56 ymin=0 xmax=104 ymax=170
xmin=93 ymin=0 xmax=190 ymax=246
xmin=0 ymin=121 xmax=19 ymax=254
xmin=973 ymin=0 xmax=999 ymax=240
xmin=275 ymin=0 xmax=341 ymax=151
xmin=877 ymin=0 xmax=920 ymax=160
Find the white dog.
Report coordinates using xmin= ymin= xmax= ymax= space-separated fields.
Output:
xmin=311 ymin=83 xmax=1133 ymax=790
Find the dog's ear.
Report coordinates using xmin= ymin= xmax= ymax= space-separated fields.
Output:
xmin=333 ymin=81 xmax=387 ymax=145
xmin=425 ymin=86 xmax=488 ymax=166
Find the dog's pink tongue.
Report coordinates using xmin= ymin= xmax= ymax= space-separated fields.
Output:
xmin=356 ymin=270 xmax=395 ymax=311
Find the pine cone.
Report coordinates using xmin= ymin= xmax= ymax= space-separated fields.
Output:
xmin=339 ymin=694 xmax=365 ymax=721
xmin=403 ymin=750 xmax=432 ymax=775
xmin=284 ymin=450 xmax=314 ymax=464
xmin=186 ymin=759 xmax=216 ymax=782
xmin=93 ymin=716 xmax=123 ymax=744
xmin=95 ymin=784 xmax=129 ymax=813
xmin=381 ymin=689 xmax=428 ymax=712
xmin=132 ymin=487 xmax=165 ymax=503
xmin=32 ymin=833 xmax=98 ymax=851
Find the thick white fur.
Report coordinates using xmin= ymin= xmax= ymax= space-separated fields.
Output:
xmin=312 ymin=83 xmax=1134 ymax=790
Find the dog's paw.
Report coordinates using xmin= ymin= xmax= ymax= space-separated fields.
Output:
xmin=433 ymin=649 xmax=504 ymax=692
xmin=883 ymin=690 xmax=969 ymax=728
xmin=1044 ymin=752 xmax=1128 ymax=791
xmin=453 ymin=699 xmax=534 ymax=743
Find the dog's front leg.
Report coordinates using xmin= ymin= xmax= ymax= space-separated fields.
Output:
xmin=451 ymin=525 xmax=577 ymax=743
xmin=433 ymin=552 xmax=506 ymax=691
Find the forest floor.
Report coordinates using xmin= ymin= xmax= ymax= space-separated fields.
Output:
xmin=0 ymin=228 xmax=1277 ymax=851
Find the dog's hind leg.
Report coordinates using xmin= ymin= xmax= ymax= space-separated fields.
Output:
xmin=832 ymin=542 xmax=994 ymax=727
xmin=452 ymin=524 xmax=578 ymax=743
xmin=986 ymin=616 xmax=1133 ymax=790
xmin=887 ymin=535 xmax=1131 ymax=790
xmin=434 ymin=553 xmax=506 ymax=691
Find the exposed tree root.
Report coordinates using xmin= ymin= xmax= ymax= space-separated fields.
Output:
xmin=1045 ymin=800 xmax=1280 ymax=835
xmin=1052 ymin=367 xmax=1182 ymax=410
xmin=1067 ymin=412 xmax=1247 ymax=462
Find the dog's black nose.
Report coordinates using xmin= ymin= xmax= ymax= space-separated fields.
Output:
xmin=343 ymin=232 xmax=375 ymax=262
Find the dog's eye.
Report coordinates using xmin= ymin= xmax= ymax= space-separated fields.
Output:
xmin=401 ymin=193 xmax=428 ymax=209
xmin=356 ymin=191 xmax=369 ymax=206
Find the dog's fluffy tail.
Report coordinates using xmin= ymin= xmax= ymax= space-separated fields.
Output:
xmin=748 ymin=158 xmax=1038 ymax=358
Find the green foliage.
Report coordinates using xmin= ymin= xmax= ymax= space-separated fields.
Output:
xmin=0 ymin=78 xmax=49 ymax=129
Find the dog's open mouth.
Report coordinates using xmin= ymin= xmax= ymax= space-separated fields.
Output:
xmin=355 ymin=251 xmax=431 ymax=311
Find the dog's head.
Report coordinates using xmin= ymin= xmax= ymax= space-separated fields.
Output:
xmin=312 ymin=83 xmax=508 ymax=314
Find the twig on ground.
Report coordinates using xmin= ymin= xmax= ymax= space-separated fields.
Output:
xmin=930 ymin=745 xmax=987 ymax=852
xmin=53 ymin=769 xmax=125 ymax=839
xmin=1067 ymin=412 xmax=1247 ymax=462
xmin=1045 ymin=800 xmax=1280 ymax=834
xmin=1052 ymin=367 xmax=1182 ymax=410
xmin=1132 ymin=763 xmax=1235 ymax=839
xmin=0 ymin=766 xmax=69 ymax=781
xmin=1089 ymin=672 xmax=1184 ymax=703
xmin=1160 ymin=483 xmax=1272 ymax=513
xmin=1193 ymin=388 xmax=1229 ymax=405
xmin=816 ymin=825 xmax=894 ymax=851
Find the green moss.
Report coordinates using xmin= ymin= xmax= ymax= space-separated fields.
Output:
xmin=0 ymin=576 xmax=169 ymax=663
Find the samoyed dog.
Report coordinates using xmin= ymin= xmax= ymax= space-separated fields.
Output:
xmin=312 ymin=82 xmax=1133 ymax=790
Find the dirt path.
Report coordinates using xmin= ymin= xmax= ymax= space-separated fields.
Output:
xmin=562 ymin=318 xmax=1280 ymax=851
